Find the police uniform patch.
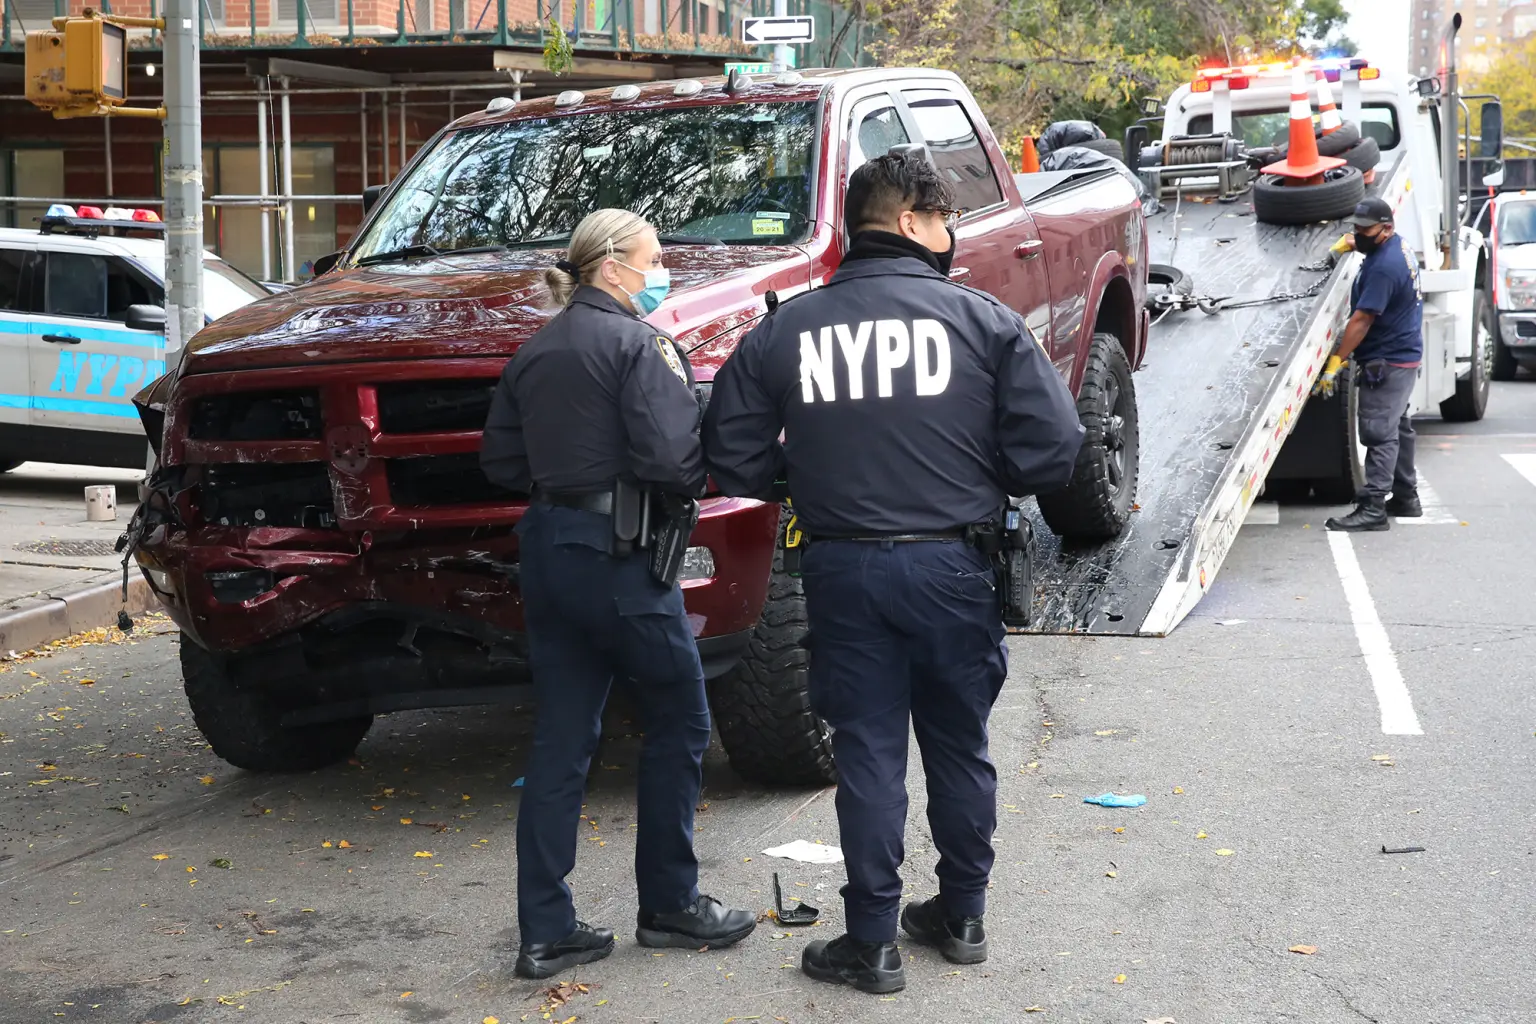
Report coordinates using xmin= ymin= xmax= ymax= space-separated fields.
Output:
xmin=656 ymin=336 xmax=688 ymax=383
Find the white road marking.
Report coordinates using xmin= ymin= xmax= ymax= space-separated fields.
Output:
xmin=1326 ymin=532 xmax=1424 ymax=736
xmin=1393 ymin=471 xmax=1458 ymax=525
xmin=1501 ymin=453 xmax=1536 ymax=489
xmin=1243 ymin=501 xmax=1280 ymax=526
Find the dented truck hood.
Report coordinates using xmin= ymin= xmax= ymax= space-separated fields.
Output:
xmin=180 ymin=246 xmax=810 ymax=375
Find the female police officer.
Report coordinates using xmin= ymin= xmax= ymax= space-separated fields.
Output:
xmin=481 ymin=209 xmax=756 ymax=980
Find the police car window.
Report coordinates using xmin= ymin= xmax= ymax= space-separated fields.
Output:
xmin=45 ymin=251 xmax=109 ymax=320
xmin=351 ymin=100 xmax=819 ymax=253
xmin=901 ymin=91 xmax=1003 ymax=211
xmin=0 ymin=248 xmax=32 ymax=312
xmin=104 ymin=259 xmax=154 ymax=321
xmin=849 ymin=102 xmax=910 ymax=169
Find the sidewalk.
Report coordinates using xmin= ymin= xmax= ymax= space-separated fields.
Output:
xmin=0 ymin=462 xmax=157 ymax=652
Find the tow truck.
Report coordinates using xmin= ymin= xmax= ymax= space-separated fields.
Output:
xmin=1024 ymin=16 xmax=1501 ymax=637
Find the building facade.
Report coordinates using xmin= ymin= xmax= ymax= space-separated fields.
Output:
xmin=1410 ymin=0 xmax=1536 ymax=75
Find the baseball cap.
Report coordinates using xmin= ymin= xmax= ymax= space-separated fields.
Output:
xmin=1350 ymin=197 xmax=1394 ymax=228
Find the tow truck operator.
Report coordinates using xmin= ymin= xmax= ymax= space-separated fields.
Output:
xmin=1317 ymin=197 xmax=1426 ymax=531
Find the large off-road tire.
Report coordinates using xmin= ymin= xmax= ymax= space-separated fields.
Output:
xmin=181 ymin=640 xmax=373 ymax=772
xmin=1273 ymin=120 xmax=1360 ymax=156
xmin=709 ymin=532 xmax=835 ymax=787
xmin=1038 ymin=333 xmax=1139 ymax=541
xmin=1441 ymin=288 xmax=1493 ymax=422
xmin=1253 ymin=166 xmax=1365 ymax=226
xmin=1078 ymin=137 xmax=1126 ymax=163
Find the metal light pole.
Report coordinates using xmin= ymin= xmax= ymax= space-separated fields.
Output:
xmin=163 ymin=0 xmax=203 ymax=365
xmin=772 ymin=0 xmax=791 ymax=72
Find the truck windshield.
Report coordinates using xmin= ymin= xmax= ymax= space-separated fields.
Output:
xmin=352 ymin=100 xmax=818 ymax=259
xmin=1188 ymin=104 xmax=1400 ymax=150
xmin=1498 ymin=202 xmax=1536 ymax=246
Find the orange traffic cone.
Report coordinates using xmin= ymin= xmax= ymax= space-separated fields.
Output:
xmin=1021 ymin=136 xmax=1040 ymax=173
xmin=1314 ymin=73 xmax=1343 ymax=136
xmin=1262 ymin=66 xmax=1344 ymax=184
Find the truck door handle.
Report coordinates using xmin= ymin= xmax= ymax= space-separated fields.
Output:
xmin=42 ymin=334 xmax=81 ymax=345
xmin=1015 ymin=240 xmax=1045 ymax=261
xmin=948 ymin=267 xmax=972 ymax=284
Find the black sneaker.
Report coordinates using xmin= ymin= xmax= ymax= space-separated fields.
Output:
xmin=1325 ymin=497 xmax=1389 ymax=532
xmin=514 ymin=921 xmax=615 ymax=980
xmin=1386 ymin=492 xmax=1422 ymax=518
xmin=636 ymin=894 xmax=757 ymax=950
xmin=801 ymin=934 xmax=906 ymax=994
xmin=900 ymin=896 xmax=988 ymax=965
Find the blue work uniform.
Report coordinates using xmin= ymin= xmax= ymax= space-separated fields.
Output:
xmin=700 ymin=232 xmax=1083 ymax=942
xmin=481 ymin=284 xmax=710 ymax=944
xmin=1350 ymin=232 xmax=1424 ymax=500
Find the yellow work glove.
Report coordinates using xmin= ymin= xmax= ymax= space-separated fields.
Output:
xmin=1313 ymin=354 xmax=1345 ymax=399
xmin=1330 ymin=233 xmax=1356 ymax=255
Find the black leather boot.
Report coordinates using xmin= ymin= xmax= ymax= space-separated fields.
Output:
xmin=635 ymin=894 xmax=757 ymax=950
xmin=514 ymin=921 xmax=615 ymax=979
xmin=900 ymin=896 xmax=988 ymax=964
xmin=1386 ymin=491 xmax=1422 ymax=518
xmin=1325 ymin=496 xmax=1389 ymax=532
xmin=801 ymin=933 xmax=906 ymax=994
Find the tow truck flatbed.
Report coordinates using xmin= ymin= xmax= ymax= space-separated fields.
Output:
xmin=1022 ymin=151 xmax=1405 ymax=636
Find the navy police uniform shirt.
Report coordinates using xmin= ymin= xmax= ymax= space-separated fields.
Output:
xmin=701 ymin=235 xmax=1085 ymax=536
xmin=481 ymin=284 xmax=705 ymax=497
xmin=1351 ymin=232 xmax=1424 ymax=366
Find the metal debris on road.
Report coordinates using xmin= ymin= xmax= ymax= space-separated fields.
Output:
xmin=772 ymin=872 xmax=819 ymax=925
xmin=1381 ymin=845 xmax=1426 ymax=854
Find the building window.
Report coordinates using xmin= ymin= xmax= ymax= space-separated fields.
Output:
xmin=1 ymin=148 xmax=65 ymax=230
xmin=199 ymin=145 xmax=336 ymax=282
xmin=1477 ymin=16 xmax=1487 ymax=25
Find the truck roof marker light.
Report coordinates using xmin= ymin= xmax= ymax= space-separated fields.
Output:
xmin=555 ymin=90 xmax=585 ymax=108
xmin=612 ymin=84 xmax=641 ymax=102
xmin=1359 ymin=67 xmax=1380 ymax=80
xmin=1192 ymin=79 xmax=1211 ymax=92
xmin=674 ymin=79 xmax=703 ymax=97
xmin=774 ymin=71 xmax=803 ymax=87
xmin=486 ymin=96 xmax=516 ymax=113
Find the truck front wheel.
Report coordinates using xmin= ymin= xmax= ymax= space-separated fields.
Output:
xmin=1038 ymin=332 xmax=1140 ymax=542
xmin=182 ymin=641 xmax=373 ymax=772
xmin=709 ymin=532 xmax=836 ymax=787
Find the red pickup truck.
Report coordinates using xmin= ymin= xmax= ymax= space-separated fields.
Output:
xmin=130 ymin=68 xmax=1147 ymax=786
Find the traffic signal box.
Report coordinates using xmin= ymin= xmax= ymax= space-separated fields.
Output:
xmin=24 ymin=12 xmax=157 ymax=119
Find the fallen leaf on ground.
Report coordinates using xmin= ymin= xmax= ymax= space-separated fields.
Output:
xmin=1049 ymin=794 xmax=1065 ymax=799
xmin=483 ymin=1017 xmax=499 ymax=1024
xmin=1144 ymin=1018 xmax=1178 ymax=1023
xmin=1288 ymin=944 xmax=1318 ymax=955
xmin=1215 ymin=849 xmax=1234 ymax=856
xmin=1024 ymin=1009 xmax=1045 ymax=1014
xmin=199 ymin=776 xmax=214 ymax=785
xmin=79 ymin=679 xmax=95 ymax=686
xmin=1094 ymin=729 xmax=1120 ymax=736
xmin=1105 ymin=871 xmax=1117 ymax=878
xmin=1113 ymin=973 xmax=1127 ymax=984
xmin=1114 ymin=827 xmax=1125 ymax=834
xmin=372 ymin=805 xmax=385 ymax=811
xmin=151 ymin=854 xmax=169 ymax=861
xmin=400 ymin=818 xmax=413 ymax=825
xmin=210 ymin=859 xmax=232 ymax=870
xmin=400 ymin=991 xmax=413 ymax=998
xmin=1195 ymin=832 xmax=1208 ymax=840
xmin=321 ymin=841 xmax=333 ymax=848
xmin=338 ymin=840 xmax=352 ymax=849
xmin=414 ymin=851 xmax=433 ymax=858
xmin=1172 ymin=786 xmax=1184 ymax=794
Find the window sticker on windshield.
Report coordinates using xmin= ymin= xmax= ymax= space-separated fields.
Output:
xmin=752 ymin=217 xmax=787 ymax=236
xmin=583 ymin=144 xmax=614 ymax=161
xmin=755 ymin=211 xmax=790 ymax=219
xmin=750 ymin=109 xmax=778 ymax=122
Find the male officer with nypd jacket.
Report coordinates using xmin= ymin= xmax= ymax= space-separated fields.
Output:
xmin=701 ymin=151 xmax=1084 ymax=994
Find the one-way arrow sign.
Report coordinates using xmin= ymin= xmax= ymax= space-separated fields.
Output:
xmin=741 ymin=15 xmax=814 ymax=44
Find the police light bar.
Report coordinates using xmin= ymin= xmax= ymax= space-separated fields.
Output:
xmin=45 ymin=203 xmax=77 ymax=218
xmin=131 ymin=208 xmax=161 ymax=222
xmin=76 ymin=205 xmax=105 ymax=219
xmin=1191 ymin=56 xmax=1373 ymax=89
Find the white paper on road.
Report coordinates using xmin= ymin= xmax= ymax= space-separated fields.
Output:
xmin=1326 ymin=532 xmax=1424 ymax=736
xmin=762 ymin=840 xmax=844 ymax=864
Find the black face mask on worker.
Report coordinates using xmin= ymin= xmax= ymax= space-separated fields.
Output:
xmin=1355 ymin=229 xmax=1387 ymax=255
xmin=934 ymin=226 xmax=957 ymax=277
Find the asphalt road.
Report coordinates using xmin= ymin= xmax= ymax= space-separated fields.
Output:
xmin=2 ymin=384 xmax=1535 ymax=1024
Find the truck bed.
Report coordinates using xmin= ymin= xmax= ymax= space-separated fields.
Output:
xmin=1022 ymin=152 xmax=1403 ymax=636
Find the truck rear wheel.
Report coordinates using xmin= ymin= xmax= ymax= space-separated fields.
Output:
xmin=181 ymin=641 xmax=373 ymax=772
xmin=1441 ymin=289 xmax=1492 ymax=422
xmin=1038 ymin=333 xmax=1139 ymax=542
xmin=710 ymin=529 xmax=835 ymax=787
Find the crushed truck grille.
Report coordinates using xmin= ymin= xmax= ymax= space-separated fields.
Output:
xmin=386 ymin=453 xmax=513 ymax=507
xmin=376 ymin=379 xmax=498 ymax=434
xmin=202 ymin=463 xmax=336 ymax=528
xmin=189 ymin=389 xmax=323 ymax=441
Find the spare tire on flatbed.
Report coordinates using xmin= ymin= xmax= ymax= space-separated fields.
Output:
xmin=1253 ymin=166 xmax=1365 ymax=226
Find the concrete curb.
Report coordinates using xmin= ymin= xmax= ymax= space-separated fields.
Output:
xmin=0 ymin=576 xmax=158 ymax=654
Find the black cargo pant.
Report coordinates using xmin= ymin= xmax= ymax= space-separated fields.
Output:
xmin=513 ymin=503 xmax=711 ymax=943
xmin=800 ymin=538 xmax=1008 ymax=943
xmin=1357 ymin=362 xmax=1418 ymax=501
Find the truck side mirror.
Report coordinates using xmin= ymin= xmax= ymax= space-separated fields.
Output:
xmin=1124 ymin=124 xmax=1151 ymax=171
xmin=1416 ymin=76 xmax=1441 ymax=98
xmin=125 ymin=303 xmax=167 ymax=333
xmin=362 ymin=184 xmax=384 ymax=215
xmin=1480 ymin=100 xmax=1505 ymax=187
xmin=312 ymin=251 xmax=343 ymax=277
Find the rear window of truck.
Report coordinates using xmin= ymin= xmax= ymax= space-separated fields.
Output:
xmin=1188 ymin=103 xmax=1401 ymax=150
xmin=352 ymin=100 xmax=819 ymax=257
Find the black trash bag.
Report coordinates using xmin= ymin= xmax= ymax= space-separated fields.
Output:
xmin=1039 ymin=145 xmax=1148 ymax=200
xmin=1037 ymin=120 xmax=1107 ymax=159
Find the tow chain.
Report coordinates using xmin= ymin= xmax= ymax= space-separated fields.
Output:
xmin=1149 ymin=253 xmax=1336 ymax=320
